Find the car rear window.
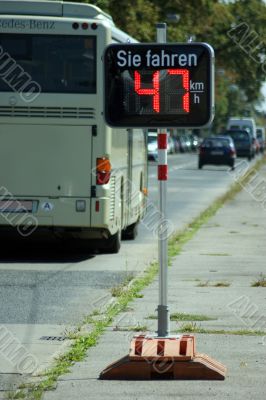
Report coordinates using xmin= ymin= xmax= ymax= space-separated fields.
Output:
xmin=203 ymin=139 xmax=230 ymax=148
xmin=225 ymin=131 xmax=249 ymax=141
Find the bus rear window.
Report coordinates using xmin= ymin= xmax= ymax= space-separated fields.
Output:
xmin=0 ymin=34 xmax=96 ymax=94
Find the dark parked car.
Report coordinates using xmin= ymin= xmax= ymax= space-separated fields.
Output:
xmin=256 ymin=127 xmax=265 ymax=153
xmin=176 ymin=135 xmax=189 ymax=152
xmin=223 ymin=129 xmax=255 ymax=160
xmin=198 ymin=136 xmax=236 ymax=169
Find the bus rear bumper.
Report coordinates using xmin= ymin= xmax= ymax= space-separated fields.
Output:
xmin=0 ymin=197 xmax=117 ymax=238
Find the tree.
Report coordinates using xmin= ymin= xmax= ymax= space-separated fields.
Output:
xmin=109 ymin=0 xmax=160 ymax=42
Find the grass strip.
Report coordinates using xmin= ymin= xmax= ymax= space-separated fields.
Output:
xmin=13 ymin=156 xmax=266 ymax=400
xmin=175 ymin=322 xmax=266 ymax=336
xmin=147 ymin=312 xmax=216 ymax=321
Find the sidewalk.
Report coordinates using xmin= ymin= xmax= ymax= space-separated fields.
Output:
xmin=43 ymin=164 xmax=266 ymax=400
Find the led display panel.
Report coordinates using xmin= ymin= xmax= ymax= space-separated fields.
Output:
xmin=104 ymin=43 xmax=214 ymax=128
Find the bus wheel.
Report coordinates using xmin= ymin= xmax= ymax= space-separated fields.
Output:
xmin=104 ymin=230 xmax=121 ymax=254
xmin=122 ymin=222 xmax=138 ymax=240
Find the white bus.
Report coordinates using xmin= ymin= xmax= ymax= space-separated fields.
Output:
xmin=0 ymin=0 xmax=147 ymax=253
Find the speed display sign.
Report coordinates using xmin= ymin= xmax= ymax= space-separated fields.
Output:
xmin=104 ymin=43 xmax=214 ymax=128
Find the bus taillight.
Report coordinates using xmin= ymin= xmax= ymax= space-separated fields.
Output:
xmin=96 ymin=157 xmax=111 ymax=185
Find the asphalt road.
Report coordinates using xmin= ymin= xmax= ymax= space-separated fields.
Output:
xmin=0 ymin=152 xmax=256 ymax=389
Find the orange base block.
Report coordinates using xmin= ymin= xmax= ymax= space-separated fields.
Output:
xmin=100 ymin=335 xmax=226 ymax=380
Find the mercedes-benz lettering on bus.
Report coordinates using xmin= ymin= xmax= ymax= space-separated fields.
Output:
xmin=0 ymin=0 xmax=147 ymax=253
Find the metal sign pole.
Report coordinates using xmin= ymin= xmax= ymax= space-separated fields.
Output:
xmin=101 ymin=32 xmax=225 ymax=381
xmin=156 ymin=23 xmax=169 ymax=338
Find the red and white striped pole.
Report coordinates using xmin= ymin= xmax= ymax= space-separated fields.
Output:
xmin=157 ymin=23 xmax=170 ymax=338
xmin=157 ymin=133 xmax=168 ymax=181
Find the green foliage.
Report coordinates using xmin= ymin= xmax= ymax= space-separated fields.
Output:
xmin=109 ymin=0 xmax=160 ymax=42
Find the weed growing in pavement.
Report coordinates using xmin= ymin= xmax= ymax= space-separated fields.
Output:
xmin=5 ymin=391 xmax=26 ymax=399
xmin=175 ymin=322 xmax=266 ymax=336
xmin=110 ymin=285 xmax=125 ymax=297
xmin=200 ymin=253 xmax=231 ymax=256
xmin=214 ymin=282 xmax=231 ymax=287
xmin=113 ymin=324 xmax=148 ymax=332
xmin=177 ymin=322 xmax=202 ymax=333
xmin=196 ymin=281 xmax=210 ymax=287
xmin=91 ymin=309 xmax=101 ymax=316
xmin=170 ymin=312 xmax=216 ymax=321
xmin=110 ymin=273 xmax=135 ymax=297
xmin=204 ymin=223 xmax=221 ymax=228
xmin=196 ymin=281 xmax=231 ymax=287
xmin=145 ymin=315 xmax=158 ymax=320
xmin=251 ymin=274 xmax=266 ymax=287
xmin=146 ymin=312 xmax=216 ymax=322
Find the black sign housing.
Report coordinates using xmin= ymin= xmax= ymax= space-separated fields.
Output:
xmin=104 ymin=43 xmax=214 ymax=128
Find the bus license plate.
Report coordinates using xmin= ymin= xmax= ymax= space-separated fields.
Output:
xmin=0 ymin=200 xmax=33 ymax=213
